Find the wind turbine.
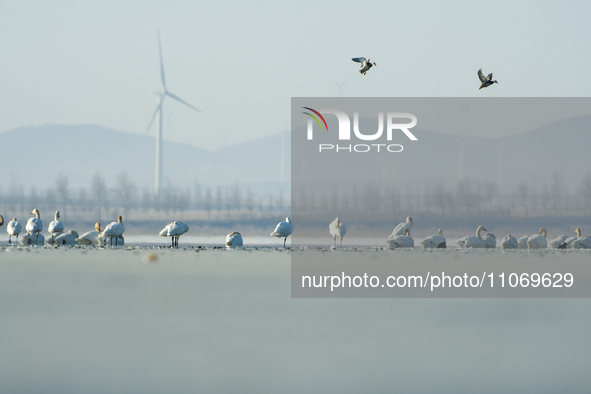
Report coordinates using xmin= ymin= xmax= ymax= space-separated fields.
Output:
xmin=331 ymin=79 xmax=348 ymax=109
xmin=146 ymin=31 xmax=202 ymax=196
xmin=331 ymin=79 xmax=348 ymax=97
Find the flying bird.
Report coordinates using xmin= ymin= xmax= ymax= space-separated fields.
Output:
xmin=478 ymin=68 xmax=498 ymax=90
xmin=352 ymin=57 xmax=376 ymax=75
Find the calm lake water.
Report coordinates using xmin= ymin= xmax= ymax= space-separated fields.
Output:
xmin=0 ymin=248 xmax=589 ymax=393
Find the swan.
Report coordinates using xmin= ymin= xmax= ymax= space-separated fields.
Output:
xmin=25 ymin=208 xmax=43 ymax=244
xmin=20 ymin=232 xmax=45 ymax=246
xmin=549 ymin=234 xmax=569 ymax=249
xmin=329 ymin=217 xmax=347 ymax=247
xmin=478 ymin=68 xmax=498 ymax=90
xmin=77 ymin=223 xmax=104 ymax=246
xmin=352 ymin=57 xmax=376 ymax=75
xmin=54 ymin=230 xmax=79 ymax=246
xmin=420 ymin=229 xmax=446 ymax=248
xmin=48 ymin=211 xmax=64 ymax=246
xmin=559 ymin=230 xmax=582 ymax=249
xmin=483 ymin=233 xmax=497 ymax=249
xmin=527 ymin=227 xmax=547 ymax=249
xmin=387 ymin=228 xmax=414 ymax=249
xmin=517 ymin=235 xmax=531 ymax=249
xmin=501 ymin=234 xmax=518 ymax=249
xmin=102 ymin=216 xmax=125 ymax=246
xmin=455 ymin=225 xmax=487 ymax=248
xmin=7 ymin=218 xmax=21 ymax=244
xmin=226 ymin=231 xmax=243 ymax=248
xmin=571 ymin=228 xmax=591 ymax=249
xmin=0 ymin=215 xmax=3 ymax=229
xmin=271 ymin=217 xmax=292 ymax=247
xmin=390 ymin=216 xmax=413 ymax=237
xmin=159 ymin=221 xmax=189 ymax=248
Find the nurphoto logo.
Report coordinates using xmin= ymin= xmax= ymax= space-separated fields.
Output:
xmin=302 ymin=107 xmax=418 ymax=153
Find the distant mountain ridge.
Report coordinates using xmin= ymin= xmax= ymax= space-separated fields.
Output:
xmin=2 ymin=115 xmax=590 ymax=193
xmin=291 ymin=114 xmax=591 ymax=192
xmin=0 ymin=124 xmax=290 ymax=191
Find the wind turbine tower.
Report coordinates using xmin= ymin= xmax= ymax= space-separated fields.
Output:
xmin=146 ymin=31 xmax=202 ymax=196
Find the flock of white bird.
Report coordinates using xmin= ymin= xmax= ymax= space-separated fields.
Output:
xmin=381 ymin=217 xmax=591 ymax=250
xmin=0 ymin=210 xmax=294 ymax=249
xmin=337 ymin=215 xmax=591 ymax=250
xmin=2 ymin=210 xmax=590 ymax=250
xmin=0 ymin=210 xmax=128 ymax=247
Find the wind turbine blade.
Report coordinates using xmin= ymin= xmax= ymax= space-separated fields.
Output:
xmin=166 ymin=91 xmax=202 ymax=113
xmin=331 ymin=79 xmax=348 ymax=86
xmin=146 ymin=106 xmax=159 ymax=135
xmin=158 ymin=31 xmax=167 ymax=90
xmin=146 ymin=96 xmax=164 ymax=135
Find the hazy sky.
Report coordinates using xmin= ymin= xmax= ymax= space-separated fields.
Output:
xmin=1 ymin=0 xmax=590 ymax=150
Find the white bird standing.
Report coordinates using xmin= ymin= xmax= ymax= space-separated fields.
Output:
xmin=329 ymin=217 xmax=347 ymax=247
xmin=501 ymin=235 xmax=518 ymax=249
xmin=102 ymin=216 xmax=125 ymax=247
xmin=271 ymin=217 xmax=292 ymax=248
xmin=390 ymin=216 xmax=413 ymax=238
xmin=483 ymin=233 xmax=497 ymax=249
xmin=420 ymin=229 xmax=446 ymax=248
xmin=26 ymin=209 xmax=43 ymax=244
xmin=54 ymin=230 xmax=79 ymax=246
xmin=159 ymin=221 xmax=189 ymax=248
xmin=77 ymin=223 xmax=104 ymax=246
xmin=455 ymin=225 xmax=487 ymax=248
xmin=226 ymin=231 xmax=243 ymax=248
xmin=527 ymin=227 xmax=548 ymax=249
xmin=7 ymin=218 xmax=21 ymax=244
xmin=48 ymin=211 xmax=64 ymax=246
xmin=571 ymin=228 xmax=591 ymax=249
xmin=387 ymin=228 xmax=414 ymax=249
